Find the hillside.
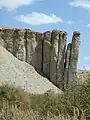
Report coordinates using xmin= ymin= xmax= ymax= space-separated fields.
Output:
xmin=0 ymin=45 xmax=60 ymax=94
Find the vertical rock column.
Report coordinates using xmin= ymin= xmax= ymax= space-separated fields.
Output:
xmin=26 ymin=30 xmax=37 ymax=66
xmin=0 ymin=28 xmax=4 ymax=47
xmin=2 ymin=29 xmax=14 ymax=53
xmin=64 ymin=43 xmax=71 ymax=90
xmin=50 ymin=30 xmax=59 ymax=85
xmin=56 ymin=31 xmax=67 ymax=90
xmin=13 ymin=29 xmax=26 ymax=61
xmin=68 ymin=32 xmax=80 ymax=89
xmin=34 ymin=32 xmax=43 ymax=72
xmin=43 ymin=31 xmax=51 ymax=78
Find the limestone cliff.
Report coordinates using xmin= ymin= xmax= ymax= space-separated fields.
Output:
xmin=0 ymin=27 xmax=80 ymax=90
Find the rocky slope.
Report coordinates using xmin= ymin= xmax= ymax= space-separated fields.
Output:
xmin=0 ymin=45 xmax=60 ymax=94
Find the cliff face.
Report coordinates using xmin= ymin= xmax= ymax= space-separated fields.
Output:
xmin=0 ymin=27 xmax=80 ymax=90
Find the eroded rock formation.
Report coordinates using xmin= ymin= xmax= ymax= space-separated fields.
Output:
xmin=43 ymin=31 xmax=51 ymax=78
xmin=68 ymin=32 xmax=80 ymax=89
xmin=0 ymin=27 xmax=80 ymax=90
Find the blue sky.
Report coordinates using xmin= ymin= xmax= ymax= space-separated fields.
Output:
xmin=0 ymin=0 xmax=90 ymax=70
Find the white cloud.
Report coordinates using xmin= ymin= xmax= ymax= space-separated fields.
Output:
xmin=14 ymin=12 xmax=63 ymax=25
xmin=69 ymin=0 xmax=90 ymax=9
xmin=0 ymin=0 xmax=40 ymax=11
xmin=66 ymin=20 xmax=75 ymax=24
xmin=84 ymin=56 xmax=90 ymax=61
xmin=87 ymin=24 xmax=90 ymax=27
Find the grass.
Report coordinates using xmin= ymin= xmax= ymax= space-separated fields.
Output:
xmin=0 ymin=101 xmax=86 ymax=120
xmin=0 ymin=74 xmax=89 ymax=120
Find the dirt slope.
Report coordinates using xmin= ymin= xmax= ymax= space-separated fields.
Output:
xmin=0 ymin=45 xmax=60 ymax=94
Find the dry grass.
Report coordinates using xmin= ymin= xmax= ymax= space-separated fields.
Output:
xmin=0 ymin=71 xmax=89 ymax=120
xmin=0 ymin=84 xmax=31 ymax=110
xmin=0 ymin=101 xmax=86 ymax=120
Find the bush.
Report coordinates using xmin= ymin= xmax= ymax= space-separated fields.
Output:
xmin=29 ymin=77 xmax=90 ymax=119
xmin=0 ymin=84 xmax=31 ymax=110
xmin=0 ymin=75 xmax=89 ymax=119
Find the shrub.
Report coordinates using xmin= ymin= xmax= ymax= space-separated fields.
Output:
xmin=0 ymin=84 xmax=31 ymax=110
xmin=29 ymin=76 xmax=90 ymax=119
xmin=0 ymin=74 xmax=89 ymax=119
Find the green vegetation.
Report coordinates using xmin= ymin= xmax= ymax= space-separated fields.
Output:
xmin=0 ymin=74 xmax=90 ymax=120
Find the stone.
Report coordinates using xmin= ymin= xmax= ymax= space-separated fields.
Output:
xmin=0 ymin=27 xmax=81 ymax=90
xmin=34 ymin=32 xmax=43 ymax=72
xmin=26 ymin=30 xmax=37 ymax=65
xmin=0 ymin=29 xmax=4 ymax=47
xmin=68 ymin=32 xmax=80 ymax=89
xmin=56 ymin=31 xmax=67 ymax=90
xmin=2 ymin=29 xmax=14 ymax=53
xmin=43 ymin=31 xmax=51 ymax=78
xmin=64 ymin=43 xmax=71 ymax=90
xmin=13 ymin=29 xmax=26 ymax=61
xmin=50 ymin=30 xmax=60 ymax=85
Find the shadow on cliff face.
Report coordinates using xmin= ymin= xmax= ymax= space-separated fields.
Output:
xmin=30 ymin=32 xmax=51 ymax=80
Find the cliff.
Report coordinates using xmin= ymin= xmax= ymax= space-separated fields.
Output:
xmin=0 ymin=27 xmax=80 ymax=90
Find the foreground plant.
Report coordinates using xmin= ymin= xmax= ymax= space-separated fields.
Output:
xmin=0 ymin=101 xmax=86 ymax=120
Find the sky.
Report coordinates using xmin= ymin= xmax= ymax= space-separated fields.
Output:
xmin=0 ymin=0 xmax=90 ymax=70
